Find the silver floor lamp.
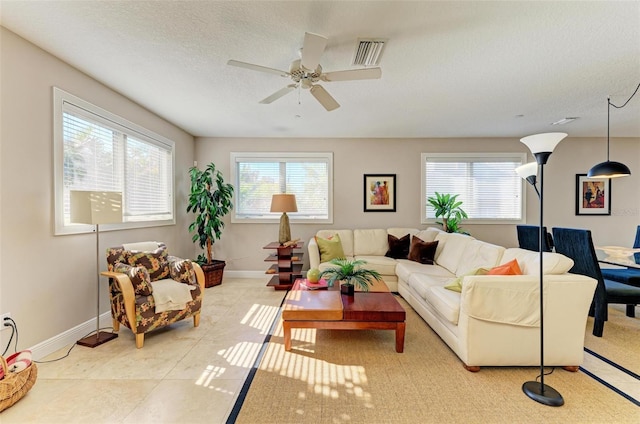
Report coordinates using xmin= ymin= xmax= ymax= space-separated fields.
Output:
xmin=70 ymin=190 xmax=123 ymax=348
xmin=519 ymin=132 xmax=567 ymax=407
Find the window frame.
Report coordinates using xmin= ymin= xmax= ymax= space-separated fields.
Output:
xmin=53 ymin=87 xmax=176 ymax=235
xmin=230 ymin=152 xmax=333 ymax=224
xmin=420 ymin=152 xmax=528 ymax=225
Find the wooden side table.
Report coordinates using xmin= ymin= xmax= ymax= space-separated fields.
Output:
xmin=264 ymin=241 xmax=304 ymax=290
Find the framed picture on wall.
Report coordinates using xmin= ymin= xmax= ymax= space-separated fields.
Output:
xmin=364 ymin=174 xmax=396 ymax=212
xmin=575 ymin=174 xmax=611 ymax=215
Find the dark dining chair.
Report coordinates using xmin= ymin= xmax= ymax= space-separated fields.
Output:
xmin=552 ymin=227 xmax=640 ymax=337
xmin=516 ymin=225 xmax=553 ymax=252
xmin=600 ymin=225 xmax=640 ymax=287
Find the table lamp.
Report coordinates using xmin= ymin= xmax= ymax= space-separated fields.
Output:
xmin=70 ymin=190 xmax=123 ymax=348
xmin=270 ymin=194 xmax=297 ymax=244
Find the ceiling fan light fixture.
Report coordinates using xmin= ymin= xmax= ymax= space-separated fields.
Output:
xmin=353 ymin=38 xmax=387 ymax=66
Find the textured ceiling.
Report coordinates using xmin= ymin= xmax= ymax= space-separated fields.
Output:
xmin=1 ymin=1 xmax=639 ymax=139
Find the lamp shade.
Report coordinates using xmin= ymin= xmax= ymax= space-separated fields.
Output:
xmin=270 ymin=194 xmax=298 ymax=213
xmin=515 ymin=162 xmax=538 ymax=180
xmin=587 ymin=160 xmax=631 ymax=178
xmin=520 ymin=132 xmax=567 ymax=155
xmin=70 ymin=190 xmax=123 ymax=225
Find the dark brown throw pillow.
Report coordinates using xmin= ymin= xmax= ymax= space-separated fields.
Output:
xmin=385 ymin=233 xmax=411 ymax=259
xmin=408 ymin=237 xmax=439 ymax=265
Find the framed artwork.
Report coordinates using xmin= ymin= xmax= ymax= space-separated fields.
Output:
xmin=576 ymin=174 xmax=611 ymax=215
xmin=364 ymin=174 xmax=396 ymax=212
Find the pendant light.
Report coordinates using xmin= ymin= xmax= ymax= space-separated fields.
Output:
xmin=588 ymin=87 xmax=638 ymax=178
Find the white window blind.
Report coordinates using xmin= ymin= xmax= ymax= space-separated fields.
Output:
xmin=54 ymin=88 xmax=175 ymax=234
xmin=231 ymin=152 xmax=333 ymax=223
xmin=422 ymin=153 xmax=526 ymax=224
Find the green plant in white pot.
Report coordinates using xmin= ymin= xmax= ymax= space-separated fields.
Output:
xmin=427 ymin=192 xmax=468 ymax=234
xmin=318 ymin=258 xmax=382 ymax=295
xmin=187 ymin=162 xmax=234 ymax=287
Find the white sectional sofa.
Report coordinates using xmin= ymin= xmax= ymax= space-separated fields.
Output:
xmin=308 ymin=228 xmax=597 ymax=371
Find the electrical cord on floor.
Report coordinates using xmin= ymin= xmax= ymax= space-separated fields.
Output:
xmin=35 ymin=327 xmax=117 ymax=364
xmin=2 ymin=316 xmax=116 ymax=363
xmin=535 ymin=367 xmax=556 ymax=382
xmin=2 ymin=317 xmax=19 ymax=356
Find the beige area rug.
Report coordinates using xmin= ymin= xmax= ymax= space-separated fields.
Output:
xmin=235 ymin=297 xmax=639 ymax=424
xmin=584 ymin=304 xmax=640 ymax=374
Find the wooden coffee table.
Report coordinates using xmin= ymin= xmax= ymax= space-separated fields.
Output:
xmin=282 ymin=279 xmax=406 ymax=352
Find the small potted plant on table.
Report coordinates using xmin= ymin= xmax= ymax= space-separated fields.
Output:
xmin=318 ymin=258 xmax=382 ymax=296
xmin=187 ymin=162 xmax=234 ymax=287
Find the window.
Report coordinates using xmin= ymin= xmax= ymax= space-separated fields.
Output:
xmin=231 ymin=152 xmax=333 ymax=223
xmin=53 ymin=87 xmax=175 ymax=235
xmin=421 ymin=153 xmax=526 ymax=224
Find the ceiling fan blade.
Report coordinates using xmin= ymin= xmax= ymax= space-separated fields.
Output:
xmin=322 ymin=67 xmax=382 ymax=82
xmin=259 ymin=84 xmax=297 ymax=104
xmin=310 ymin=85 xmax=340 ymax=111
xmin=301 ymin=32 xmax=328 ymax=71
xmin=227 ymin=60 xmax=290 ymax=77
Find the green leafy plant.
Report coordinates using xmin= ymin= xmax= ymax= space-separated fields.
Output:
xmin=187 ymin=163 xmax=234 ymax=265
xmin=427 ymin=192 xmax=468 ymax=233
xmin=318 ymin=258 xmax=382 ymax=292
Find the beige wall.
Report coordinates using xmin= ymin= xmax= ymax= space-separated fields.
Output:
xmin=196 ymin=136 xmax=640 ymax=272
xmin=0 ymin=28 xmax=196 ymax=350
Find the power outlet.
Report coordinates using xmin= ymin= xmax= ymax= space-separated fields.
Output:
xmin=1 ymin=313 xmax=11 ymax=331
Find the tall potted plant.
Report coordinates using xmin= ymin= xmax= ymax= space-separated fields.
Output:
xmin=427 ymin=192 xmax=468 ymax=233
xmin=187 ymin=162 xmax=234 ymax=287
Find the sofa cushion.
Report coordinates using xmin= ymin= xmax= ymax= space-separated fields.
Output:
xmin=396 ymin=259 xmax=455 ymax=282
xmin=424 ymin=286 xmax=462 ymax=325
xmin=385 ymin=233 xmax=411 ymax=259
xmin=113 ymin=262 xmax=153 ymax=296
xmin=316 ymin=234 xmax=346 ymax=262
xmin=407 ymin=272 xmax=453 ymax=301
xmin=456 ymin=240 xmax=506 ymax=276
xmin=414 ymin=228 xmax=441 ymax=243
xmin=354 ymin=229 xmax=389 ymax=256
xmin=488 ymin=259 xmax=522 ymax=275
xmin=127 ymin=246 xmax=170 ymax=281
xmin=169 ymin=257 xmax=197 ymax=285
xmin=388 ymin=227 xmax=420 ymax=239
xmin=435 ymin=232 xmax=475 ymax=274
xmin=355 ymin=255 xmax=398 ymax=276
xmin=444 ymin=267 xmax=489 ymax=292
xmin=501 ymin=248 xmax=574 ymax=275
xmin=408 ymin=237 xmax=439 ymax=264
xmin=316 ymin=230 xmax=354 ymax=257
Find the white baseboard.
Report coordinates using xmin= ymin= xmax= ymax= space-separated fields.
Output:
xmin=224 ymin=270 xmax=268 ymax=279
xmin=29 ymin=312 xmax=113 ymax=361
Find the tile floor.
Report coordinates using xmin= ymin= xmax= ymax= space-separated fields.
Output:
xmin=1 ymin=280 xmax=638 ymax=423
xmin=0 ymin=278 xmax=285 ymax=424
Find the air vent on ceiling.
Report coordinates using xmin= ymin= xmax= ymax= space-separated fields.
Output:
xmin=353 ymin=38 xmax=387 ymax=66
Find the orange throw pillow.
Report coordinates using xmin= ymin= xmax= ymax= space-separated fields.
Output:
xmin=488 ymin=259 xmax=522 ymax=276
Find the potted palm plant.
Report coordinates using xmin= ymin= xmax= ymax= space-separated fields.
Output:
xmin=187 ymin=162 xmax=234 ymax=287
xmin=427 ymin=192 xmax=469 ymax=233
xmin=318 ymin=258 xmax=383 ymax=296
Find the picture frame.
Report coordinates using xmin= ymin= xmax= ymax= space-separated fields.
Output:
xmin=364 ymin=174 xmax=396 ymax=212
xmin=575 ymin=174 xmax=611 ymax=215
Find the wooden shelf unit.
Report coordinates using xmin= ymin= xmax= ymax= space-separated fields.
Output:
xmin=264 ymin=241 xmax=304 ymax=290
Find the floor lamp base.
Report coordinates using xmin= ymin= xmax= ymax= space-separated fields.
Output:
xmin=522 ymin=381 xmax=564 ymax=406
xmin=77 ymin=331 xmax=118 ymax=348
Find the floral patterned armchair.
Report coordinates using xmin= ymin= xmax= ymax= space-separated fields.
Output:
xmin=103 ymin=242 xmax=205 ymax=348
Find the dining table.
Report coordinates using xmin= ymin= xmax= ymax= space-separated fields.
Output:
xmin=596 ymin=246 xmax=640 ymax=270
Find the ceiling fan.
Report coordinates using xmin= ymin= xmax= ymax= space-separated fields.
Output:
xmin=227 ymin=32 xmax=382 ymax=111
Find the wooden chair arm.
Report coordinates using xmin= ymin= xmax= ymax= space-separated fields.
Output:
xmin=192 ymin=262 xmax=206 ymax=293
xmin=101 ymin=271 xmax=138 ymax=333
